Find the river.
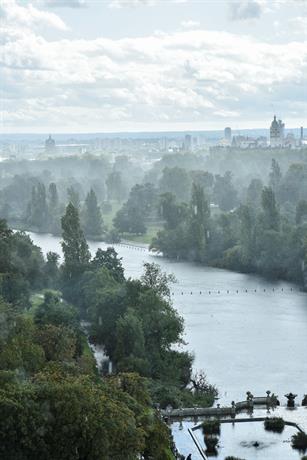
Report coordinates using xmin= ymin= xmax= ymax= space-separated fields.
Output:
xmin=28 ymin=231 xmax=307 ymax=404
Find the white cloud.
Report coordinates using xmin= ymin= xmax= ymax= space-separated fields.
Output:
xmin=229 ymin=0 xmax=262 ymax=21
xmin=0 ymin=0 xmax=68 ymax=30
xmin=181 ymin=20 xmax=200 ymax=29
xmin=1 ymin=1 xmax=307 ymax=131
xmin=42 ymin=0 xmax=86 ymax=7
xmin=109 ymin=0 xmax=186 ymax=8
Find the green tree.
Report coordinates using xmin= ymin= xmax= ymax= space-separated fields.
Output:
xmin=61 ymin=203 xmax=90 ymax=302
xmin=213 ymin=171 xmax=238 ymax=212
xmin=91 ymin=247 xmax=125 ymax=282
xmin=67 ymin=185 xmax=80 ymax=209
xmin=189 ymin=183 xmax=210 ymax=261
xmin=159 ymin=167 xmax=191 ymax=202
xmin=44 ymin=252 xmax=60 ymax=288
xmin=83 ymin=189 xmax=103 ymax=237
xmin=261 ymin=186 xmax=280 ymax=231
xmin=269 ymin=158 xmax=282 ymax=195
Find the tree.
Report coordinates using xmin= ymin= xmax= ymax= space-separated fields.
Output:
xmin=115 ymin=309 xmax=147 ymax=373
xmin=246 ymin=178 xmax=263 ymax=208
xmin=159 ymin=193 xmax=188 ymax=230
xmin=67 ymin=185 xmax=80 ymax=209
xmin=113 ymin=202 xmax=146 ymax=235
xmin=0 ymin=376 xmax=145 ymax=460
xmin=213 ymin=171 xmax=238 ymax=212
xmin=296 ymin=200 xmax=307 ymax=225
xmin=44 ymin=252 xmax=60 ymax=288
xmin=91 ymin=247 xmax=125 ymax=282
xmin=83 ymin=189 xmax=103 ymax=237
xmin=189 ymin=183 xmax=210 ymax=260
xmin=261 ymin=186 xmax=280 ymax=231
xmin=269 ymin=158 xmax=282 ymax=195
xmin=61 ymin=203 xmax=90 ymax=301
xmin=35 ymin=324 xmax=76 ymax=362
xmin=140 ymin=262 xmax=176 ymax=300
xmin=106 ymin=171 xmax=126 ymax=202
xmin=239 ymin=205 xmax=256 ymax=268
xmin=159 ymin=167 xmax=191 ymax=203
xmin=48 ymin=182 xmax=59 ymax=213
xmin=27 ymin=183 xmax=49 ymax=231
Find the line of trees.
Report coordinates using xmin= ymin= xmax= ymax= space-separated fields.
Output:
xmin=0 ymin=206 xmax=217 ymax=459
xmin=151 ymin=178 xmax=307 ymax=283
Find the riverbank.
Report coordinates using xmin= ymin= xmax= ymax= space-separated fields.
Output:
xmin=26 ymin=230 xmax=307 ymax=404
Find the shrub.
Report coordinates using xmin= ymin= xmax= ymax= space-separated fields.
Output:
xmin=292 ymin=432 xmax=307 ymax=451
xmin=202 ymin=419 xmax=221 ymax=435
xmin=225 ymin=457 xmax=246 ymax=460
xmin=204 ymin=435 xmax=219 ymax=453
xmin=264 ymin=417 xmax=285 ymax=433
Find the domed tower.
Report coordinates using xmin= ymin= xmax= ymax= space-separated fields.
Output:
xmin=270 ymin=115 xmax=284 ymax=147
xmin=45 ymin=135 xmax=56 ymax=154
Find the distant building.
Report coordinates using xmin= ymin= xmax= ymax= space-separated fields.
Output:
xmin=270 ymin=115 xmax=285 ymax=147
xmin=284 ymin=132 xmax=296 ymax=148
xmin=183 ymin=134 xmax=192 ymax=152
xmin=224 ymin=127 xmax=232 ymax=144
xmin=45 ymin=135 xmax=56 ymax=154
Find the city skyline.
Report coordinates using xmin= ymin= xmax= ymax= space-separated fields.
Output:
xmin=1 ymin=0 xmax=307 ymax=133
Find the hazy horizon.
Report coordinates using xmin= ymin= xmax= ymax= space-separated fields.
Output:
xmin=1 ymin=0 xmax=307 ymax=134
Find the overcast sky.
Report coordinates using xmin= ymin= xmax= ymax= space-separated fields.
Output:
xmin=1 ymin=0 xmax=307 ymax=133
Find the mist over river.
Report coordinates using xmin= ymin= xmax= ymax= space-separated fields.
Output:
xmin=28 ymin=232 xmax=307 ymax=403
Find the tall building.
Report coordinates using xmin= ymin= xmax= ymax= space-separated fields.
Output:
xmin=183 ymin=134 xmax=192 ymax=152
xmin=45 ymin=135 xmax=56 ymax=154
xmin=224 ymin=127 xmax=232 ymax=143
xmin=270 ymin=115 xmax=285 ymax=147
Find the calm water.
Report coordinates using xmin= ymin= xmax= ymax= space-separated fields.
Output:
xmin=28 ymin=232 xmax=307 ymax=403
xmin=194 ymin=421 xmax=302 ymax=460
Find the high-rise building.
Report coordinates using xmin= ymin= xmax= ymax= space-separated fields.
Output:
xmin=270 ymin=115 xmax=285 ymax=147
xmin=183 ymin=134 xmax=192 ymax=152
xmin=224 ymin=127 xmax=232 ymax=143
xmin=45 ymin=135 xmax=56 ymax=153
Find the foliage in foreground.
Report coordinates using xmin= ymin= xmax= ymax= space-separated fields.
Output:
xmin=202 ymin=419 xmax=221 ymax=435
xmin=264 ymin=417 xmax=285 ymax=433
xmin=292 ymin=432 xmax=307 ymax=451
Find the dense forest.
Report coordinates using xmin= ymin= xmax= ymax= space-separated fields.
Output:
xmin=0 ymin=207 xmax=216 ymax=459
xmin=1 ymin=148 xmax=307 ymax=285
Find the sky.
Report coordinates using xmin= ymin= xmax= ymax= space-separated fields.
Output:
xmin=0 ymin=0 xmax=307 ymax=133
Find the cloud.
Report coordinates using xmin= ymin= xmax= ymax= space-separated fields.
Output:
xmin=0 ymin=0 xmax=68 ymax=30
xmin=43 ymin=0 xmax=86 ymax=7
xmin=109 ymin=0 xmax=186 ymax=8
xmin=229 ymin=1 xmax=263 ymax=20
xmin=181 ymin=20 xmax=200 ymax=29
xmin=1 ymin=1 xmax=307 ymax=132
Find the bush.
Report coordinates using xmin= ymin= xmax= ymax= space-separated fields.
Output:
xmin=264 ymin=417 xmax=285 ymax=433
xmin=202 ymin=419 xmax=220 ymax=435
xmin=292 ymin=432 xmax=307 ymax=451
xmin=204 ymin=435 xmax=219 ymax=453
xmin=225 ymin=457 xmax=246 ymax=460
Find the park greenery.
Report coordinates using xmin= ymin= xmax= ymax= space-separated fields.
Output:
xmin=0 ymin=208 xmax=217 ymax=459
xmin=1 ymin=149 xmax=307 ymax=285
xmin=264 ymin=417 xmax=285 ymax=433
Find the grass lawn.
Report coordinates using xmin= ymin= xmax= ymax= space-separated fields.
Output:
xmin=102 ymin=201 xmax=122 ymax=229
xmin=122 ymin=223 xmax=162 ymax=245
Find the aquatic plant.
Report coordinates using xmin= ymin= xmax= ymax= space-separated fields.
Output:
xmin=202 ymin=419 xmax=221 ymax=435
xmin=204 ymin=435 xmax=219 ymax=453
xmin=264 ymin=417 xmax=285 ymax=433
xmin=225 ymin=457 xmax=246 ymax=460
xmin=292 ymin=432 xmax=307 ymax=451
